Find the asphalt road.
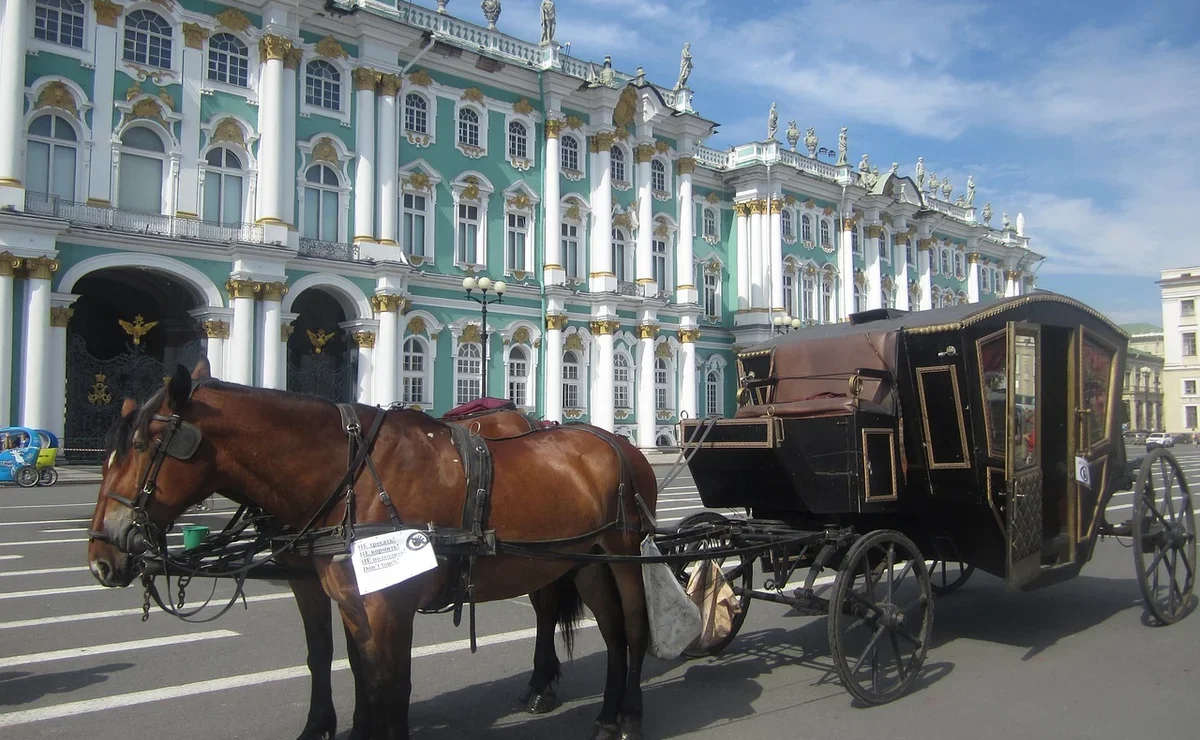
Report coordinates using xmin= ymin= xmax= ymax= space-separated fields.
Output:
xmin=2 ymin=448 xmax=1199 ymax=740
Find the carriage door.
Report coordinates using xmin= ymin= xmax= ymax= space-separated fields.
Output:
xmin=1006 ymin=322 xmax=1043 ymax=588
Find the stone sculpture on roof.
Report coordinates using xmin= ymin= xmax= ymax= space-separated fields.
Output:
xmin=675 ymin=42 xmax=692 ymax=90
xmin=786 ymin=120 xmax=799 ymax=150
xmin=481 ymin=0 xmax=501 ymax=30
xmin=767 ymin=102 xmax=778 ymax=140
xmin=805 ymin=127 xmax=818 ymax=157
xmin=965 ymin=175 xmax=976 ymax=207
xmin=915 ymin=157 xmax=925 ymax=189
xmin=837 ymin=127 xmax=847 ymax=165
xmin=540 ymin=0 xmax=556 ymax=44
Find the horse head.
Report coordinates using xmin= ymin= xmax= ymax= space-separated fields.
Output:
xmin=88 ymin=357 xmax=217 ymax=587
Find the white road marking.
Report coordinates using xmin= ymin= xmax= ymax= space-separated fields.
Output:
xmin=0 ymin=537 xmax=89 ymax=547
xmin=0 ymin=621 xmax=598 ymax=729
xmin=0 ymin=554 xmax=22 ymax=561
xmin=0 ymin=565 xmax=89 ymax=578
xmin=0 ymin=584 xmax=104 ymax=600
xmin=0 ymin=592 xmax=295 ymax=630
xmin=0 ymin=502 xmax=100 ymax=510
xmin=0 ymin=512 xmax=230 ymax=527
xmin=0 ymin=630 xmax=240 ymax=669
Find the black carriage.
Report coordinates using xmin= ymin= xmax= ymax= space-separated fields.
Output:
xmin=676 ymin=292 xmax=1195 ymax=704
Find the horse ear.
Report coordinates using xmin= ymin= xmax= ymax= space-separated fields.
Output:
xmin=166 ymin=365 xmax=193 ymax=411
xmin=120 ymin=397 xmax=138 ymax=418
xmin=192 ymin=356 xmax=213 ymax=381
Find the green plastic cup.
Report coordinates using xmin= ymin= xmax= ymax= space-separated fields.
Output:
xmin=182 ymin=524 xmax=210 ymax=550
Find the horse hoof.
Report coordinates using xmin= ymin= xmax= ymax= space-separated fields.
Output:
xmin=527 ymin=688 xmax=559 ymax=714
xmin=619 ymin=716 xmax=644 ymax=740
xmin=294 ymin=725 xmax=335 ymax=740
xmin=587 ymin=722 xmax=621 ymax=740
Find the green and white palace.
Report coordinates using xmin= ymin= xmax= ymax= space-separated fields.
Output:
xmin=0 ymin=0 xmax=1042 ymax=453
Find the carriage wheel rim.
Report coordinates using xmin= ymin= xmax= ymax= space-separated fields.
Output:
xmin=1133 ymin=450 xmax=1196 ymax=625
xmin=929 ymin=560 xmax=976 ymax=595
xmin=829 ymin=530 xmax=933 ymax=705
xmin=668 ymin=512 xmax=755 ymax=658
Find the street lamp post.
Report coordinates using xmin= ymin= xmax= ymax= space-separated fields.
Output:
xmin=462 ymin=276 xmax=507 ymax=398
xmin=772 ymin=314 xmax=802 ymax=334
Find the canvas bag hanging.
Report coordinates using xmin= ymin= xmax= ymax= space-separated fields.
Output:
xmin=640 ymin=536 xmax=702 ymax=660
xmin=685 ymin=558 xmax=741 ymax=653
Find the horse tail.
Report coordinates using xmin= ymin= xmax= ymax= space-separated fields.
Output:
xmin=554 ymin=574 xmax=586 ymax=661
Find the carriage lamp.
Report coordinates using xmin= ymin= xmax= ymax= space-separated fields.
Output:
xmin=462 ymin=277 xmax=507 ymax=398
xmin=773 ymin=314 xmax=802 ymax=333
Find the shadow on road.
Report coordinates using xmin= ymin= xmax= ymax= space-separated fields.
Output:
xmin=0 ymin=662 xmax=134 ymax=706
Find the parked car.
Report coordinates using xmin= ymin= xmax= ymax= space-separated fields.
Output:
xmin=1146 ymin=432 xmax=1175 ymax=450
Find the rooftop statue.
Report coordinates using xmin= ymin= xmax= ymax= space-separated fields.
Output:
xmin=859 ymin=153 xmax=870 ymax=173
xmin=805 ymin=127 xmax=818 ymax=157
xmin=928 ymin=174 xmax=939 ymax=198
xmin=966 ymin=175 xmax=976 ymax=207
xmin=915 ymin=157 xmax=925 ymax=189
xmin=982 ymin=202 xmax=993 ymax=224
xmin=786 ymin=120 xmax=800 ymax=150
xmin=836 ymin=127 xmax=847 ymax=165
xmin=675 ymin=42 xmax=692 ymax=90
xmin=1002 ymin=211 xmax=1011 ymax=230
xmin=599 ymin=55 xmax=615 ymax=86
xmin=481 ymin=0 xmax=501 ymax=31
xmin=540 ymin=0 xmax=556 ymax=45
xmin=889 ymin=162 xmax=899 ymax=176
xmin=1016 ymin=212 xmax=1025 ymax=237
xmin=767 ymin=102 xmax=778 ymax=140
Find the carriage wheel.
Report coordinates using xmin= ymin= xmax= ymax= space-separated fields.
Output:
xmin=928 ymin=560 xmax=976 ymax=595
xmin=666 ymin=511 xmax=754 ymax=658
xmin=37 ymin=467 xmax=59 ymax=487
xmin=1132 ymin=449 xmax=1196 ymax=626
xmin=828 ymin=529 xmax=933 ymax=705
xmin=13 ymin=465 xmax=39 ymax=488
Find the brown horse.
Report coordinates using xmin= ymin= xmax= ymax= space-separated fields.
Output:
xmin=284 ymin=404 xmax=591 ymax=740
xmin=88 ymin=360 xmax=658 ymax=740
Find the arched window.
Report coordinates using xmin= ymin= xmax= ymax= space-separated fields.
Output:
xmin=821 ymin=271 xmax=835 ymax=322
xmin=782 ymin=271 xmax=795 ymax=316
xmin=652 ymin=238 xmax=667 ymax=294
xmin=702 ymin=207 xmax=717 ymax=239
xmin=853 ymin=282 xmax=864 ymax=313
xmin=879 ymin=232 xmax=891 ymax=263
xmin=458 ymin=108 xmax=480 ymax=148
xmin=705 ymin=369 xmax=721 ymax=417
xmin=614 ymin=353 xmax=632 ymax=409
xmin=455 ymin=342 xmax=482 ymax=405
xmin=302 ymin=164 xmax=341 ymax=242
xmin=506 ymin=211 xmax=528 ymax=273
xmin=781 ymin=209 xmax=793 ymax=240
xmin=561 ymin=135 xmax=580 ymax=171
xmin=118 ymin=126 xmax=165 ymax=214
xmin=610 ymin=146 xmax=625 ymax=182
xmin=940 ymin=248 xmax=952 ymax=276
xmin=401 ymin=337 xmax=427 ymax=404
xmin=820 ymin=219 xmax=831 ymax=247
xmin=305 ymin=60 xmax=341 ymax=111
xmin=612 ymin=228 xmax=629 ymax=282
xmin=202 ymin=147 xmax=243 ymax=225
xmin=402 ymin=191 xmax=427 ymax=257
xmin=654 ymin=358 xmax=671 ymax=411
xmin=207 ymin=33 xmax=249 ymax=87
xmin=802 ymin=270 xmax=817 ymax=322
xmin=562 ymin=350 xmax=581 ymax=409
xmin=35 ymin=0 xmax=85 ymax=49
xmin=954 ymin=251 xmax=965 ymax=279
xmin=800 ymin=214 xmax=812 ymax=243
xmin=561 ymin=217 xmax=582 ymax=280
xmin=507 ymin=120 xmax=528 ymax=159
xmin=651 ymin=159 xmax=666 ymax=192
xmin=404 ymin=93 xmax=428 ymax=134
xmin=507 ymin=346 xmax=529 ymax=407
xmin=26 ymin=114 xmax=77 ymax=200
xmin=852 ymin=228 xmax=861 ymax=258
xmin=123 ymin=9 xmax=172 ymax=69
xmin=656 ymin=434 xmax=673 ymax=448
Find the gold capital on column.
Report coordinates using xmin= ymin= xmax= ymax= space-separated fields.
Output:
xmin=50 ymin=306 xmax=75 ymax=328
xmin=182 ymin=23 xmax=210 ymax=50
xmin=25 ymin=256 xmax=59 ymax=280
xmin=589 ymin=319 xmax=619 ymax=335
xmin=352 ymin=330 xmax=376 ymax=349
xmin=260 ymin=281 xmax=289 ymax=301
xmin=0 ymin=251 xmax=21 ymax=277
xmin=203 ymin=319 xmax=230 ymax=339
xmin=590 ymin=132 xmax=615 ymax=152
xmin=967 ymin=252 xmax=981 ymax=264
xmin=1005 ymin=269 xmax=1022 ymax=280
xmin=378 ymin=74 xmax=402 ymax=97
xmin=865 ymin=225 xmax=884 ymax=239
xmin=544 ymin=119 xmax=564 ymax=139
xmin=93 ymin=0 xmax=122 ymax=27
xmin=636 ymin=323 xmax=658 ymax=340
xmin=675 ymin=157 xmax=696 ymax=175
xmin=353 ymin=67 xmax=381 ymax=91
xmin=545 ymin=314 xmax=568 ymax=332
xmin=281 ymin=324 xmax=295 ymax=341
xmin=634 ymin=144 xmax=656 ymax=163
xmin=259 ymin=34 xmax=294 ymax=62
xmin=226 ymin=279 xmax=257 ymax=300
xmin=370 ymin=294 xmax=406 ymax=314
xmin=677 ymin=328 xmax=700 ymax=343
xmin=917 ymin=238 xmax=934 ymax=251
xmin=284 ymin=47 xmax=304 ymax=70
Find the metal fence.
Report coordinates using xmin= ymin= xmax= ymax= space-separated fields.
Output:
xmin=24 ymin=192 xmax=264 ymax=244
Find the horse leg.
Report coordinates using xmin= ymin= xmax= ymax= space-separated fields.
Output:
xmin=573 ymin=565 xmax=628 ymax=740
xmin=344 ymin=620 xmax=372 ymax=740
xmin=287 ymin=576 xmax=338 ymax=740
xmin=607 ymin=562 xmax=649 ymax=740
xmin=522 ymin=576 xmax=584 ymax=714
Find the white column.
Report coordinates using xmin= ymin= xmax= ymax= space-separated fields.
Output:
xmin=839 ymin=220 xmax=856 ymax=320
xmin=255 ymin=36 xmax=290 ymax=225
xmin=590 ymin=134 xmax=614 ymax=290
xmin=636 ymin=325 xmax=657 ymax=448
xmin=279 ymin=312 xmax=296 ymax=389
xmin=895 ymin=234 xmax=910 ymax=311
xmin=591 ymin=321 xmax=615 ymax=433
xmin=635 ymin=144 xmax=654 ymax=290
xmin=749 ymin=202 xmax=764 ymax=308
xmin=376 ymin=75 xmax=400 ymax=246
xmin=543 ymin=119 xmax=564 ymax=285
xmin=735 ymin=205 xmax=750 ymax=311
xmin=919 ymin=244 xmax=933 ymax=311
xmin=176 ymin=30 xmax=206 ymax=217
xmin=259 ymin=282 xmax=286 ymax=389
xmin=203 ymin=322 xmax=227 ymax=381
xmin=678 ymin=327 xmax=698 ymax=420
xmin=227 ymin=279 xmax=256 ymax=386
xmin=0 ymin=0 xmax=30 ymax=204
xmin=865 ymin=225 xmax=882 ymax=310
xmin=88 ymin=13 xmax=120 ymax=204
xmin=1005 ymin=269 xmax=1020 ymax=298
xmin=544 ymin=315 xmax=565 ymax=423
xmin=675 ymin=159 xmax=696 ymax=306
xmin=20 ymin=258 xmax=57 ymax=428
xmin=48 ymin=296 xmax=75 ymax=438
xmin=352 ymin=68 xmax=378 ymax=242
xmin=372 ymin=295 xmax=401 ymax=405
xmin=968 ymin=253 xmax=981 ymax=303
xmin=0 ymin=254 xmax=17 ymax=424
xmin=768 ymin=198 xmax=784 ymax=311
xmin=282 ymin=52 xmax=300 ymax=226
xmin=351 ymin=331 xmax=375 ymax=405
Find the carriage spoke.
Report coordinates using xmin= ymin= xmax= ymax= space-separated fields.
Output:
xmin=846 ymin=588 xmax=885 ymax=618
xmin=886 ymin=544 xmax=896 ymax=597
xmin=890 ymin=559 xmax=916 ymax=595
xmin=890 ymin=632 xmax=908 ymax=681
xmin=851 ymin=624 xmax=888 ymax=675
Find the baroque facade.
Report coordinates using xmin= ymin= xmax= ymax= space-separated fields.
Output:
xmin=1159 ymin=268 xmax=1200 ymax=434
xmin=0 ymin=0 xmax=1040 ymax=453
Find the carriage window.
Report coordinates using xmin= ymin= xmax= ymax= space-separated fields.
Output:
xmin=1081 ymin=335 xmax=1115 ymax=449
xmin=1013 ymin=333 xmax=1039 ymax=467
xmin=977 ymin=331 xmax=1008 ymax=459
xmin=915 ymin=366 xmax=970 ymax=469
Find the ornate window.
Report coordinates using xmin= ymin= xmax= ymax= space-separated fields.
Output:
xmin=953 ymin=251 xmax=965 ymax=279
xmin=820 ymin=219 xmax=832 ymax=247
xmin=906 ymin=241 xmax=915 ymax=266
xmin=821 ymin=272 xmax=835 ymax=322
xmin=507 ymin=346 xmax=529 ymax=407
xmin=981 ymin=265 xmax=991 ymax=294
xmin=457 ymin=203 xmax=480 ymax=264
xmin=404 ymin=93 xmax=428 ymax=134
xmin=508 ymin=120 xmax=528 ymax=160
xmin=853 ymin=282 xmax=864 ymax=313
xmin=458 ymin=108 xmax=480 ymax=148
xmin=879 ymin=232 xmax=891 ymax=263
xmin=402 ymin=192 xmax=427 ymax=257
xmin=940 ymin=248 xmax=952 ymax=276
xmin=703 ymin=207 xmax=717 ymax=240
xmin=561 ymin=135 xmax=580 ymax=172
xmin=302 ymin=164 xmax=341 ymax=241
xmin=610 ymin=145 xmax=626 ymax=182
xmin=802 ymin=270 xmax=817 ymax=322
xmin=117 ymin=126 xmax=166 ymax=214
xmin=455 ymin=343 xmax=482 ymax=405
xmin=207 ymin=33 xmax=249 ymax=87
xmin=781 ymin=209 xmax=794 ymax=240
xmin=852 ymin=228 xmax=862 ymax=259
xmin=506 ymin=212 xmax=529 ymax=273
xmin=562 ymin=350 xmax=582 ymax=409
xmin=401 ymin=338 xmax=428 ymax=404
xmin=305 ymin=61 xmax=341 ymax=111
xmin=123 ymin=10 xmax=172 ymax=69
xmin=202 ymin=147 xmax=244 ymax=225
xmin=782 ymin=271 xmax=795 ymax=317
xmin=35 ymin=0 xmax=85 ymax=49
xmin=612 ymin=228 xmax=630 ymax=283
xmin=801 ymin=214 xmax=812 ymax=242
xmin=26 ymin=114 xmax=77 ymax=201
xmin=561 ymin=221 xmax=582 ymax=280
xmin=651 ymin=159 xmax=667 ymax=193
xmin=652 ymin=239 xmax=668 ymax=295
xmin=705 ymin=370 xmax=721 ymax=416
xmin=654 ymin=358 xmax=672 ymax=411
xmin=614 ymin=353 xmax=632 ymax=409
xmin=703 ymin=271 xmax=719 ymax=319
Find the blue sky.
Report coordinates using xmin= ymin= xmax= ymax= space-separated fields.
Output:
xmin=425 ymin=0 xmax=1200 ymax=327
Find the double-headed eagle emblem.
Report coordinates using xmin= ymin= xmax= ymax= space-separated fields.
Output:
xmin=119 ymin=315 xmax=158 ymax=346
xmin=307 ymin=328 xmax=334 ymax=354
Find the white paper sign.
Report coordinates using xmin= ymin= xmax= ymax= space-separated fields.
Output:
xmin=350 ymin=530 xmax=439 ymax=595
xmin=1074 ymin=456 xmax=1092 ymax=488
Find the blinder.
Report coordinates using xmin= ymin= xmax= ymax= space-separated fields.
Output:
xmin=156 ymin=415 xmax=203 ymax=460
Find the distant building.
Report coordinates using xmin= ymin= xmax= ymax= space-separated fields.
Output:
xmin=1158 ymin=268 xmax=1200 ymax=434
xmin=1119 ymin=323 xmax=1165 ymax=431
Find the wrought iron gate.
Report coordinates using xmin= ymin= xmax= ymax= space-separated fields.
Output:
xmin=64 ymin=334 xmax=205 ymax=458
xmin=287 ymin=353 xmax=356 ymax=404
